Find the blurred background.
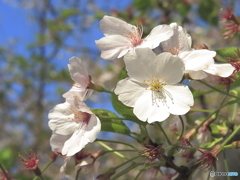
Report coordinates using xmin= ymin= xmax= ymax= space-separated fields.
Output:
xmin=0 ymin=0 xmax=240 ymax=179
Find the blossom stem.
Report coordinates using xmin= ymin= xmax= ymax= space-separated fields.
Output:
xmin=157 ymin=122 xmax=172 ymax=145
xmin=0 ymin=163 xmax=11 ymax=180
xmin=32 ymin=161 xmax=54 ymax=180
xmin=220 ymin=126 xmax=240 ymax=148
xmin=112 ymin=162 xmax=141 ymax=180
xmin=104 ymin=149 xmax=138 ymax=154
xmin=75 ymin=168 xmax=81 ymax=180
xmin=178 ymin=115 xmax=185 ymax=141
xmin=96 ymin=139 xmax=138 ymax=150
xmin=97 ymin=141 xmax=126 ymax=158
xmin=198 ymin=80 xmax=240 ymax=100
xmin=223 ymin=150 xmax=231 ymax=180
xmin=190 ymin=109 xmax=214 ymax=113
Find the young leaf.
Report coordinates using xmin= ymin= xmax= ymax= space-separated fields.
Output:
xmin=92 ymin=109 xmax=131 ymax=136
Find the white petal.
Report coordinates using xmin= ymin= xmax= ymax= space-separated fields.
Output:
xmin=203 ymin=63 xmax=235 ymax=77
xmin=124 ymin=48 xmax=156 ymax=82
xmin=163 ymin=85 xmax=193 ymax=115
xmin=139 ymin=25 xmax=173 ymax=49
xmin=68 ymin=57 xmax=89 ymax=90
xmin=61 ymin=115 xmax=100 ymax=156
xmin=63 ymin=86 xmax=93 ymax=101
xmin=133 ymin=91 xmax=152 ymax=122
xmin=95 ymin=35 xmax=131 ymax=60
xmin=114 ymin=78 xmax=145 ymax=107
xmin=179 ymin=50 xmax=216 ymax=71
xmin=162 ymin=23 xmax=191 ymax=53
xmin=85 ymin=115 xmax=101 ymax=142
xmin=50 ymin=133 xmax=72 ymax=153
xmin=188 ymin=70 xmax=208 ymax=80
xmin=154 ymin=52 xmax=184 ymax=84
xmin=48 ymin=102 xmax=78 ymax=135
xmin=100 ymin=15 xmax=136 ymax=36
xmin=62 ymin=128 xmax=88 ymax=156
xmin=147 ymin=104 xmax=170 ymax=123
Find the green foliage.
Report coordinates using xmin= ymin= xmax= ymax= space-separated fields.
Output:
xmin=216 ymin=47 xmax=239 ymax=58
xmin=198 ymin=0 xmax=219 ymax=25
xmin=0 ymin=147 xmax=16 ymax=169
xmin=60 ymin=8 xmax=79 ymax=19
xmin=92 ymin=109 xmax=131 ymax=136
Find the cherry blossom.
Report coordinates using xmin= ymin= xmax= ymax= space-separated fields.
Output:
xmin=48 ymin=97 xmax=101 ymax=156
xmin=63 ymin=56 xmax=93 ymax=101
xmin=190 ymin=64 xmax=235 ymax=91
xmin=114 ymin=48 xmax=194 ymax=123
xmin=95 ymin=15 xmax=173 ymax=60
xmin=162 ymin=23 xmax=218 ymax=80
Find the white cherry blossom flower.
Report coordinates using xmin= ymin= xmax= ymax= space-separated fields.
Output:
xmin=95 ymin=15 xmax=173 ymax=60
xmin=162 ymin=23 xmax=217 ymax=79
xmin=114 ymin=48 xmax=194 ymax=123
xmin=48 ymin=97 xmax=101 ymax=156
xmin=63 ymin=56 xmax=93 ymax=101
xmin=190 ymin=64 xmax=235 ymax=91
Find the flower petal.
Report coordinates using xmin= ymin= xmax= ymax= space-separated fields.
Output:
xmin=50 ymin=133 xmax=71 ymax=153
xmin=203 ymin=63 xmax=235 ymax=77
xmin=154 ymin=52 xmax=184 ymax=84
xmin=179 ymin=50 xmax=216 ymax=71
xmin=48 ymin=102 xmax=79 ymax=135
xmin=139 ymin=24 xmax=173 ymax=49
xmin=162 ymin=23 xmax=191 ymax=53
xmin=68 ymin=57 xmax=89 ymax=90
xmin=95 ymin=35 xmax=131 ymax=60
xmin=115 ymin=78 xmax=145 ymax=107
xmin=164 ymin=85 xmax=193 ymax=115
xmin=99 ymin=15 xmax=136 ymax=36
xmin=124 ymin=48 xmax=156 ymax=82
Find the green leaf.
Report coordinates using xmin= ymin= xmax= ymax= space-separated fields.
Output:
xmin=92 ymin=109 xmax=131 ymax=136
xmin=215 ymin=47 xmax=239 ymax=58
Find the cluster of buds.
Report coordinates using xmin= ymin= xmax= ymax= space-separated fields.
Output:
xmin=220 ymin=6 xmax=240 ymax=39
xmin=140 ymin=144 xmax=165 ymax=163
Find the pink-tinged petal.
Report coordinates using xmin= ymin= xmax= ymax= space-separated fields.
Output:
xmin=62 ymin=128 xmax=88 ymax=156
xmin=162 ymin=23 xmax=191 ymax=53
xmin=48 ymin=102 xmax=79 ymax=135
xmin=179 ymin=50 xmax=216 ymax=71
xmin=188 ymin=70 xmax=208 ymax=80
xmin=133 ymin=91 xmax=152 ymax=122
xmin=63 ymin=86 xmax=93 ymax=101
xmin=124 ymin=48 xmax=156 ymax=82
xmin=68 ymin=57 xmax=89 ymax=90
xmin=164 ymin=85 xmax=193 ymax=115
xmin=50 ymin=133 xmax=71 ymax=153
xmin=61 ymin=115 xmax=100 ymax=156
xmin=203 ymin=64 xmax=235 ymax=77
xmin=100 ymin=15 xmax=136 ymax=36
xmin=154 ymin=52 xmax=184 ymax=84
xmin=140 ymin=25 xmax=173 ymax=49
xmin=115 ymin=78 xmax=145 ymax=107
xmin=95 ymin=35 xmax=131 ymax=60
xmin=85 ymin=115 xmax=101 ymax=142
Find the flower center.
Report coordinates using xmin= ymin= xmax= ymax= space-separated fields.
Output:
xmin=123 ymin=26 xmax=143 ymax=46
xmin=144 ymin=76 xmax=166 ymax=91
xmin=71 ymin=109 xmax=91 ymax=124
xmin=169 ymin=47 xmax=179 ymax=55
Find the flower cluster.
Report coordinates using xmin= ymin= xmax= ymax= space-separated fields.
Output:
xmin=48 ymin=15 xmax=236 ymax=174
xmin=48 ymin=57 xmax=101 ymax=157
